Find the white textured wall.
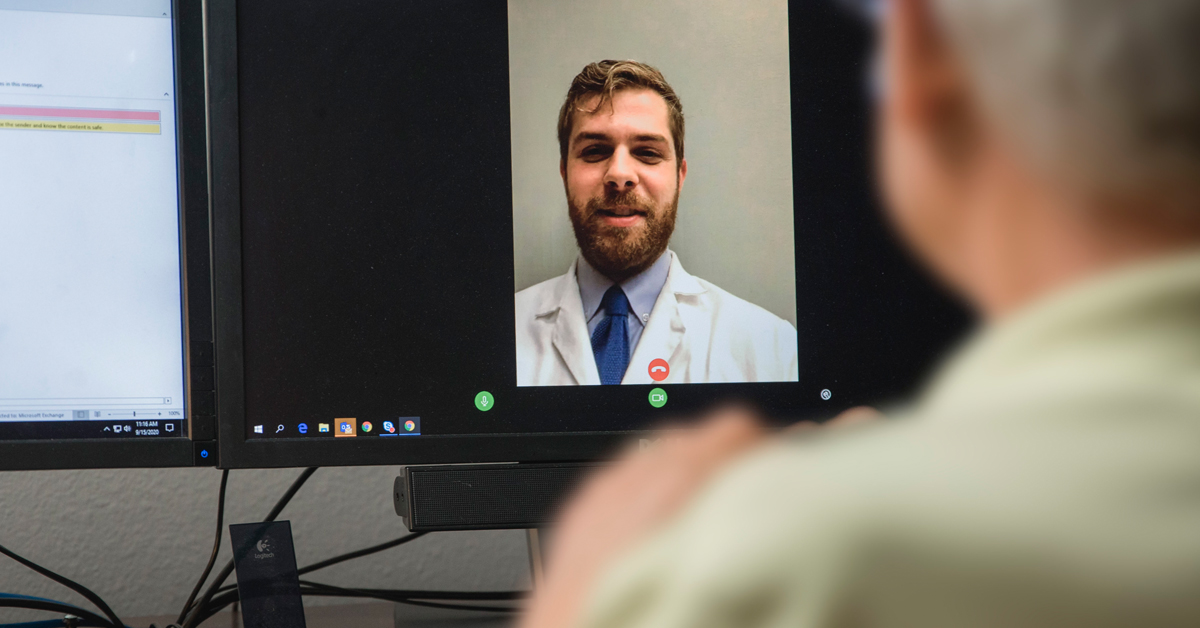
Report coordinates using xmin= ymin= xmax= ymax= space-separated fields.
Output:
xmin=0 ymin=466 xmax=531 ymax=623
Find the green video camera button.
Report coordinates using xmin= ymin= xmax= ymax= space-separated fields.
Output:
xmin=648 ymin=388 xmax=668 ymax=408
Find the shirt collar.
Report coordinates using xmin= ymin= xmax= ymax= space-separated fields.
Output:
xmin=917 ymin=248 xmax=1200 ymax=417
xmin=577 ymin=250 xmax=673 ymax=323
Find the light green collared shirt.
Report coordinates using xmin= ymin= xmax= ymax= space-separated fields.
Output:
xmin=583 ymin=250 xmax=1200 ymax=628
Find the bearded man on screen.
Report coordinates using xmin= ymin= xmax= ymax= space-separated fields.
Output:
xmin=515 ymin=60 xmax=799 ymax=387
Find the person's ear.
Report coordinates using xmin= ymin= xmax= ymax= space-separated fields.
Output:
xmin=560 ymin=158 xmax=567 ymax=185
xmin=890 ymin=0 xmax=980 ymax=173
xmin=677 ymin=157 xmax=687 ymax=192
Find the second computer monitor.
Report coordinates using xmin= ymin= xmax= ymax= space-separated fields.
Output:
xmin=211 ymin=0 xmax=969 ymax=469
xmin=0 ymin=0 xmax=213 ymax=470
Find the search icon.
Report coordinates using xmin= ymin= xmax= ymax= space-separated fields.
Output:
xmin=275 ymin=424 xmax=285 ymax=434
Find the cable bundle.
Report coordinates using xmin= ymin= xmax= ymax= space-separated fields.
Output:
xmin=2 ymin=467 xmax=528 ymax=628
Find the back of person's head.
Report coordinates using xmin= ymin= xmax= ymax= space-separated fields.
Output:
xmin=934 ymin=0 xmax=1200 ymax=216
xmin=880 ymin=0 xmax=1200 ymax=316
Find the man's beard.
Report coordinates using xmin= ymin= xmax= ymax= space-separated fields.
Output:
xmin=568 ymin=188 xmax=678 ymax=283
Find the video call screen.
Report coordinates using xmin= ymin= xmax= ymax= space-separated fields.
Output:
xmin=238 ymin=0 xmax=968 ymax=441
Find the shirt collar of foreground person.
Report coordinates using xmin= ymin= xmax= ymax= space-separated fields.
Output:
xmin=578 ymin=248 xmax=1200 ymax=628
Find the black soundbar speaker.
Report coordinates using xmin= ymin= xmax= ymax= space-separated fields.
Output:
xmin=394 ymin=463 xmax=603 ymax=531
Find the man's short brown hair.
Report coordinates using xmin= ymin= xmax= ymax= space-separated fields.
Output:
xmin=557 ymin=60 xmax=686 ymax=166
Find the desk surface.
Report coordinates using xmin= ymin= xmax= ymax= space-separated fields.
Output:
xmin=131 ymin=602 xmax=513 ymax=628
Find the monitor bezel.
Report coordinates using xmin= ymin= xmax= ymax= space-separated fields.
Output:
xmin=0 ymin=0 xmax=211 ymax=471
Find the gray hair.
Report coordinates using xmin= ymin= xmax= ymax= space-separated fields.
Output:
xmin=933 ymin=0 xmax=1200 ymax=213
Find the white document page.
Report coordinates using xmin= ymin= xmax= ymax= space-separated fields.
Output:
xmin=0 ymin=1 xmax=186 ymax=424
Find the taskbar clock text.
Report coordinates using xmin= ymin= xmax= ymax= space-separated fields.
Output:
xmin=0 ymin=419 xmax=186 ymax=441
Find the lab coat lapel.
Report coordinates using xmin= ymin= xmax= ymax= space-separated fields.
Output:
xmin=548 ymin=261 xmax=601 ymax=386
xmin=624 ymin=253 xmax=705 ymax=384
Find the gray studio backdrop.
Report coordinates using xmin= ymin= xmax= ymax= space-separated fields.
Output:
xmin=509 ymin=0 xmax=797 ymax=327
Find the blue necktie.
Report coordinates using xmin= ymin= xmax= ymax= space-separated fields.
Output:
xmin=591 ymin=286 xmax=631 ymax=385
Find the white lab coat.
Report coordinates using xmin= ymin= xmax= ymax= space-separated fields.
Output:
xmin=515 ymin=252 xmax=799 ymax=386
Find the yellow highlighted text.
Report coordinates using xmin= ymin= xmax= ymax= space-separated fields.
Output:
xmin=0 ymin=119 xmax=161 ymax=134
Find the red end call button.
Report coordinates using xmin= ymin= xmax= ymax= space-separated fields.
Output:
xmin=648 ymin=358 xmax=670 ymax=382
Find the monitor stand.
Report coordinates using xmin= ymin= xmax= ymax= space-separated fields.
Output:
xmin=389 ymin=463 xmax=592 ymax=627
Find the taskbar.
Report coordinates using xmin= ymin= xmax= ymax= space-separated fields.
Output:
xmin=0 ymin=419 xmax=186 ymax=441
xmin=247 ymin=416 xmax=422 ymax=440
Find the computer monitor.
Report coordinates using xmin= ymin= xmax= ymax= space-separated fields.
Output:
xmin=0 ymin=0 xmax=214 ymax=470
xmin=210 ymin=0 xmax=969 ymax=470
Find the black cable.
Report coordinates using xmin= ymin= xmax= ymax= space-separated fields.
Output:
xmin=297 ymin=531 xmax=428 ymax=576
xmin=174 ymin=532 xmax=438 ymax=622
xmin=176 ymin=469 xmax=229 ymax=625
xmin=181 ymin=467 xmax=318 ymax=628
xmin=0 ymin=544 xmax=124 ymax=628
xmin=182 ymin=466 xmax=318 ymax=625
xmin=298 ymin=580 xmax=520 ymax=613
xmin=390 ymin=598 xmax=517 ymax=614
xmin=261 ymin=467 xmax=320 ymax=522
xmin=179 ymin=589 xmax=240 ymax=627
xmin=201 ymin=529 xmax=433 ymax=602
xmin=299 ymin=581 xmax=523 ymax=601
xmin=0 ymin=599 xmax=114 ymax=628
xmin=178 ymin=467 xmax=526 ymax=623
xmin=202 ymin=582 xmax=520 ymax=608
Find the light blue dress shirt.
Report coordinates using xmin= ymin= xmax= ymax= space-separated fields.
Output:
xmin=576 ymin=250 xmax=672 ymax=355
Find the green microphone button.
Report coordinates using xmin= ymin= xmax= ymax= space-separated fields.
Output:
xmin=475 ymin=391 xmax=495 ymax=412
